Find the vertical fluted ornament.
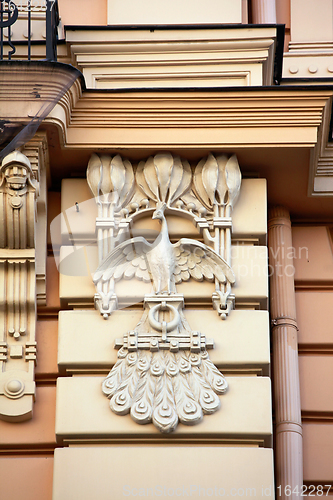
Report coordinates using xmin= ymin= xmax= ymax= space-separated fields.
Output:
xmin=0 ymin=151 xmax=39 ymax=422
xmin=268 ymin=207 xmax=303 ymax=499
xmin=252 ymin=0 xmax=277 ymax=23
xmin=87 ymin=153 xmax=135 ymax=318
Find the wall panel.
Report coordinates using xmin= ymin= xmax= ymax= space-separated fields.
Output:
xmin=53 ymin=446 xmax=273 ymax=500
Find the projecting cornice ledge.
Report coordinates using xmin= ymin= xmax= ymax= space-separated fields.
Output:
xmin=47 ymin=87 xmax=333 ymax=153
xmin=309 ymin=93 xmax=333 ymax=196
xmin=50 ymin=85 xmax=333 ymax=197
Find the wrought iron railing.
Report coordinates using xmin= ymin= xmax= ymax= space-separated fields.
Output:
xmin=0 ymin=0 xmax=59 ymax=61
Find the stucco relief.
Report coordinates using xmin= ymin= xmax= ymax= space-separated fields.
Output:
xmin=87 ymin=152 xmax=241 ymax=432
xmin=0 ymin=151 xmax=39 ymax=422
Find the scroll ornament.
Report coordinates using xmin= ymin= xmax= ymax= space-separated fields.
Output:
xmin=87 ymin=152 xmax=242 ymax=433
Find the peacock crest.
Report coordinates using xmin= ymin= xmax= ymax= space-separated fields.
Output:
xmin=136 ymin=152 xmax=192 ymax=207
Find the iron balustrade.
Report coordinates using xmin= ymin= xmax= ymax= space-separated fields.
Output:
xmin=0 ymin=0 xmax=59 ymax=61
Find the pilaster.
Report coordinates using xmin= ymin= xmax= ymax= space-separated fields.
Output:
xmin=21 ymin=131 xmax=49 ymax=306
xmin=0 ymin=143 xmax=47 ymax=422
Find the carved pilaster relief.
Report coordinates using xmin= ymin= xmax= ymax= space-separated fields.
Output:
xmin=87 ymin=152 xmax=242 ymax=432
xmin=193 ymin=154 xmax=241 ymax=317
xmin=20 ymin=131 xmax=49 ymax=306
xmin=0 ymin=150 xmax=40 ymax=422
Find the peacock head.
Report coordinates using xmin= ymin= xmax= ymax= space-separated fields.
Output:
xmin=152 ymin=201 xmax=167 ymax=221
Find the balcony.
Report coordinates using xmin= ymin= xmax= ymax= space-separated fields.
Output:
xmin=0 ymin=0 xmax=59 ymax=61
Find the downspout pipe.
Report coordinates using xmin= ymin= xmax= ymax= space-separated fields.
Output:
xmin=268 ymin=206 xmax=303 ymax=500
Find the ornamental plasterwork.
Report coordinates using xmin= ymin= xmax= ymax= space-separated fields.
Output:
xmin=0 ymin=151 xmax=39 ymax=421
xmin=87 ymin=152 xmax=241 ymax=433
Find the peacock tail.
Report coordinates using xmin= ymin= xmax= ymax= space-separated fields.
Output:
xmin=102 ymin=347 xmax=228 ymax=433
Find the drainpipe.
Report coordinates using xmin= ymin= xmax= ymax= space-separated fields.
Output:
xmin=268 ymin=207 xmax=303 ymax=500
xmin=252 ymin=0 xmax=277 ymax=23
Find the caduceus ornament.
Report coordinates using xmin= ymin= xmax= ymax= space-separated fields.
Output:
xmin=88 ymin=152 xmax=242 ymax=433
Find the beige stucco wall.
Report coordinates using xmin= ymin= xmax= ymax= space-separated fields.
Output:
xmin=290 ymin=0 xmax=333 ymax=43
xmin=0 ymin=386 xmax=56 ymax=449
xmin=293 ymin=226 xmax=333 ymax=283
xmin=303 ymin=423 xmax=333 ymax=481
xmin=58 ymin=0 xmax=107 ymax=26
xmin=55 ymin=375 xmax=272 ymax=445
xmin=292 ymin=225 xmax=333 ymax=486
xmin=58 ymin=309 xmax=270 ymax=375
xmin=106 ymin=0 xmax=243 ymax=25
xmin=299 ymin=356 xmax=333 ymax=413
xmin=53 ymin=447 xmax=274 ymax=500
xmin=0 ymin=456 xmax=54 ymax=500
xmin=35 ymin=321 xmax=59 ymax=381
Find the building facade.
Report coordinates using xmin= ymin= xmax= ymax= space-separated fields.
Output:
xmin=0 ymin=0 xmax=333 ymax=498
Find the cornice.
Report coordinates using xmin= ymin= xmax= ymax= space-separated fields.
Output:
xmin=65 ymin=26 xmax=279 ymax=89
xmin=1 ymin=60 xmax=333 ymax=196
xmin=309 ymin=99 xmax=333 ymax=196
xmin=47 ymin=88 xmax=333 ymax=151
xmin=49 ymin=85 xmax=333 ymax=197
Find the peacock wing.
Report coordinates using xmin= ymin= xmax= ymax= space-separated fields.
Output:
xmin=172 ymin=238 xmax=235 ymax=285
xmin=93 ymin=236 xmax=152 ymax=283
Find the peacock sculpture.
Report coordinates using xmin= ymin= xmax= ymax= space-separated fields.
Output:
xmin=87 ymin=152 xmax=241 ymax=433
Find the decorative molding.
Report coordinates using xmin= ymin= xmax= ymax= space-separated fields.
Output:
xmin=289 ymin=41 xmax=333 ymax=52
xmin=87 ymin=152 xmax=241 ymax=432
xmin=0 ymin=151 xmax=39 ymax=421
xmin=52 ymin=85 xmax=333 ymax=197
xmin=48 ymin=88 xmax=332 ymax=151
xmin=2 ymin=63 xmax=333 ymax=198
xmin=3 ymin=63 xmax=333 ymax=194
xmin=308 ymin=95 xmax=333 ymax=196
xmin=284 ymin=0 xmax=333 ymax=81
xmin=88 ymin=152 xmax=240 ymax=320
xmin=65 ymin=26 xmax=278 ymax=89
xmin=48 ymin=86 xmax=333 ymax=199
xmin=0 ymin=152 xmax=38 ymax=248
xmin=20 ymin=131 xmax=49 ymax=305
xmin=283 ymin=51 xmax=333 ymax=79
xmin=102 ymin=294 xmax=228 ymax=433
xmin=57 ymin=309 xmax=271 ymax=377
